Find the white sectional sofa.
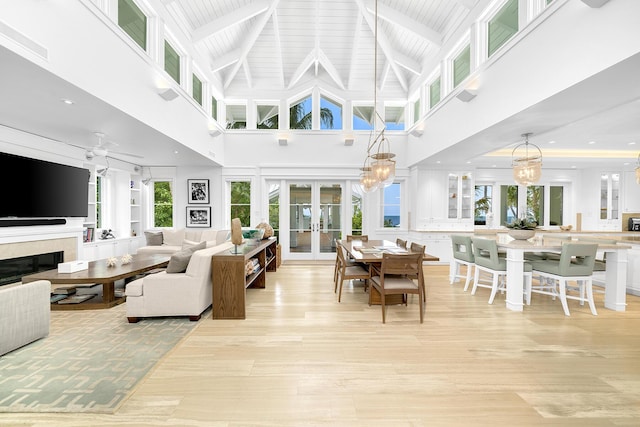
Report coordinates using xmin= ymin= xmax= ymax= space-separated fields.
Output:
xmin=136 ymin=228 xmax=230 ymax=256
xmin=125 ymin=241 xmax=234 ymax=322
xmin=0 ymin=279 xmax=51 ymax=356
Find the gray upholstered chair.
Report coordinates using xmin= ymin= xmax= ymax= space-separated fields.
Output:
xmin=530 ymin=243 xmax=598 ymax=316
xmin=471 ymin=237 xmax=532 ymax=305
xmin=450 ymin=235 xmax=475 ymax=291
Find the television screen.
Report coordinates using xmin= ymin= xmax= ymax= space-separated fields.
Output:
xmin=0 ymin=152 xmax=90 ymax=218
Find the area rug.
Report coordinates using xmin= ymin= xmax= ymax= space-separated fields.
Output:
xmin=0 ymin=304 xmax=201 ymax=413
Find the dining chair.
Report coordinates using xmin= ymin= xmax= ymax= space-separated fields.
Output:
xmin=369 ymin=252 xmax=424 ymax=323
xmin=333 ymin=240 xmax=357 ymax=292
xmin=409 ymin=242 xmax=427 ymax=301
xmin=530 ymin=243 xmax=599 ymax=316
xmin=347 ymin=234 xmax=369 ymax=242
xmin=450 ymin=235 xmax=475 ymax=291
xmin=396 ymin=238 xmax=407 ymax=249
xmin=471 ymin=237 xmax=532 ymax=304
xmin=335 ymin=244 xmax=371 ymax=302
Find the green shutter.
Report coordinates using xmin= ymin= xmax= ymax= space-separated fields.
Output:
xmin=164 ymin=41 xmax=180 ymax=84
xmin=488 ymin=0 xmax=519 ymax=57
xmin=192 ymin=74 xmax=202 ymax=105
xmin=429 ymin=77 xmax=441 ymax=108
xmin=453 ymin=45 xmax=471 ymax=88
xmin=211 ymin=96 xmax=218 ymax=120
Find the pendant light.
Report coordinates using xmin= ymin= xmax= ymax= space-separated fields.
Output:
xmin=512 ymin=132 xmax=542 ymax=186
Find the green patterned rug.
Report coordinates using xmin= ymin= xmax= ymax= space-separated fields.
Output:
xmin=0 ymin=304 xmax=201 ymax=413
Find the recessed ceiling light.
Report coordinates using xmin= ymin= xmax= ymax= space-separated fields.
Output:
xmin=629 ymin=142 xmax=636 ymax=145
xmin=466 ymin=161 xmax=471 ymax=164
xmin=436 ymin=160 xmax=441 ymax=164
xmin=492 ymin=164 xmax=497 ymax=168
xmin=61 ymin=98 xmax=74 ymax=105
xmin=588 ymin=141 xmax=596 ymax=145
xmin=173 ymin=150 xmax=179 ymax=154
xmin=571 ymin=166 xmax=577 ymax=169
xmin=548 ymin=140 xmax=556 ymax=144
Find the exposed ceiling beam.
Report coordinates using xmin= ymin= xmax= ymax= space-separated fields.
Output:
xmin=288 ymin=49 xmax=317 ymax=89
xmin=366 ymin=2 xmax=442 ymax=47
xmin=454 ymin=0 xmax=477 ymax=9
xmin=271 ymin=9 xmax=285 ymax=88
xmin=211 ymin=49 xmax=240 ymax=72
xmin=354 ymin=0 xmax=407 ymax=91
xmin=242 ymin=58 xmax=252 ymax=89
xmin=191 ymin=1 xmax=270 ymax=43
xmin=394 ymin=52 xmax=421 ymax=75
xmin=223 ymin=0 xmax=281 ymax=89
xmin=347 ymin=13 xmax=364 ymax=90
xmin=317 ymin=48 xmax=345 ymax=90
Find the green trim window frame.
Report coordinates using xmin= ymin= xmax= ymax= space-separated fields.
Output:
xmin=230 ymin=181 xmax=251 ymax=227
xmin=453 ymin=44 xmax=471 ymax=88
xmin=500 ymin=184 xmax=518 ymax=225
xmin=429 ymin=77 xmax=441 ymax=108
xmin=413 ymin=99 xmax=421 ymax=124
xmin=153 ymin=180 xmax=174 ymax=228
xmin=164 ymin=40 xmax=180 ymax=84
xmin=118 ymin=0 xmax=147 ymax=51
xmin=488 ymin=0 xmax=519 ymax=58
xmin=192 ymin=74 xmax=203 ymax=106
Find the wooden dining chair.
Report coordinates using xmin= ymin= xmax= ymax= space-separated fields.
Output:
xmin=334 ymin=240 xmax=359 ymax=292
xmin=346 ymin=234 xmax=369 ymax=242
xmin=369 ymin=252 xmax=424 ymax=323
xmin=336 ymin=244 xmax=371 ymax=302
xmin=409 ymin=242 xmax=427 ymax=301
xmin=396 ymin=238 xmax=407 ymax=249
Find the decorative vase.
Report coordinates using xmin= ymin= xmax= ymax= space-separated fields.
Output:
xmin=508 ymin=229 xmax=536 ymax=240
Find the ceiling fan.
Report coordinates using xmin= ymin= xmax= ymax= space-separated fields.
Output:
xmin=83 ymin=132 xmax=143 ymax=161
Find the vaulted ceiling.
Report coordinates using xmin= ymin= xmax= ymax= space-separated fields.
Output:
xmin=161 ymin=0 xmax=476 ymax=97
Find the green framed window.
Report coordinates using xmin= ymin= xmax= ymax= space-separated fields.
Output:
xmin=192 ymin=74 xmax=202 ymax=105
xmin=230 ymin=181 xmax=251 ymax=227
xmin=226 ymin=104 xmax=247 ymax=129
xmin=429 ymin=77 xmax=441 ymax=108
xmin=500 ymin=184 xmax=518 ymax=225
xmin=268 ymin=183 xmax=280 ymax=241
xmin=549 ymin=186 xmax=563 ymax=226
xmin=453 ymin=45 xmax=471 ymax=88
xmin=488 ymin=0 xmax=519 ymax=58
xmin=118 ymin=0 xmax=146 ymax=50
xmin=164 ymin=41 xmax=180 ymax=84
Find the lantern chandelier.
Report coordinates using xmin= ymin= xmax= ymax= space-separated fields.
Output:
xmin=359 ymin=0 xmax=396 ymax=193
xmin=512 ymin=132 xmax=542 ymax=186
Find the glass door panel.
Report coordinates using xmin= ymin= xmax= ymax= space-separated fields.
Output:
xmin=289 ymin=184 xmax=311 ymax=254
xmin=319 ymin=184 xmax=342 ymax=254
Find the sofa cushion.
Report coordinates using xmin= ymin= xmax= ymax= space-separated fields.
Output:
xmin=166 ymin=241 xmax=206 ymax=273
xmin=144 ymin=231 xmax=163 ymax=246
xmin=163 ymin=229 xmax=185 ymax=246
xmin=182 ymin=239 xmax=201 ymax=250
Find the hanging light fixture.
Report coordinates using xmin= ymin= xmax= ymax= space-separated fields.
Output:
xmin=512 ymin=132 xmax=542 ymax=186
xmin=635 ymin=152 xmax=640 ymax=184
xmin=359 ymin=0 xmax=396 ymax=192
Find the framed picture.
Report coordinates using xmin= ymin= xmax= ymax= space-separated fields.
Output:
xmin=186 ymin=206 xmax=211 ymax=228
xmin=188 ymin=179 xmax=210 ymax=204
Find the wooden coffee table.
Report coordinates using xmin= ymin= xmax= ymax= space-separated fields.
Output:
xmin=22 ymin=254 xmax=170 ymax=310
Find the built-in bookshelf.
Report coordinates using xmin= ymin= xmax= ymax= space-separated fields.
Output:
xmin=130 ymin=176 xmax=141 ymax=237
xmin=83 ymin=163 xmax=97 ymax=242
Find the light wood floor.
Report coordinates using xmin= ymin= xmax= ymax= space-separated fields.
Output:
xmin=2 ymin=264 xmax=640 ymax=426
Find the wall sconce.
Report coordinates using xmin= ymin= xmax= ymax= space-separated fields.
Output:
xmin=456 ymin=89 xmax=477 ymax=102
xmin=158 ymin=87 xmax=179 ymax=101
xmin=209 ymin=129 xmax=221 ymax=137
xmin=409 ymin=128 xmax=424 ymax=137
xmin=344 ymin=138 xmax=354 ymax=146
xmin=278 ymin=138 xmax=288 ymax=146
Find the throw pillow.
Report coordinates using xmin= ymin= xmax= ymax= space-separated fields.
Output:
xmin=166 ymin=241 xmax=206 ymax=274
xmin=144 ymin=231 xmax=163 ymax=246
xmin=182 ymin=239 xmax=200 ymax=250
xmin=162 ymin=228 xmax=185 ymax=246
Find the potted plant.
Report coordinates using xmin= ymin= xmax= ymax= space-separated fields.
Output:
xmin=505 ymin=218 xmax=538 ymax=240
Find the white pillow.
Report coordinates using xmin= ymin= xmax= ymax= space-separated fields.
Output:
xmin=182 ymin=239 xmax=200 ymax=250
xmin=200 ymin=229 xmax=219 ymax=242
xmin=162 ymin=228 xmax=185 ymax=246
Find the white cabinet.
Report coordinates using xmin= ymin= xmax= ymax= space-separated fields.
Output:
xmin=81 ymin=237 xmax=143 ymax=261
xmin=447 ymin=172 xmax=473 ymax=220
xmin=409 ymin=232 xmax=452 ymax=263
xmin=599 ymin=173 xmax=620 ymax=220
xmin=622 ymin=171 xmax=640 ymax=213
xmin=627 ymin=244 xmax=640 ymax=296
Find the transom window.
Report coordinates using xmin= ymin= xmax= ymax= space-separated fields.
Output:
xmin=289 ymin=95 xmax=312 ymax=129
xmin=453 ymin=44 xmax=471 ymax=88
xmin=257 ymin=104 xmax=279 ymax=129
xmin=353 ymin=105 xmax=374 ymax=131
xmin=192 ymin=74 xmax=202 ymax=105
xmin=429 ymin=77 xmax=441 ymax=108
xmin=488 ymin=0 xmax=519 ymax=58
xmin=226 ymin=104 xmax=247 ymax=129
xmin=164 ymin=40 xmax=180 ymax=84
xmin=320 ymin=95 xmax=341 ymax=130
xmin=385 ymin=106 xmax=405 ymax=131
xmin=118 ymin=0 xmax=146 ymax=51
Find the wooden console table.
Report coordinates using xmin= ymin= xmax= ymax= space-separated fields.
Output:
xmin=211 ymin=237 xmax=277 ymax=319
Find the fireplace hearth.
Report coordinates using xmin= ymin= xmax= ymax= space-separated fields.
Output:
xmin=0 ymin=251 xmax=63 ymax=286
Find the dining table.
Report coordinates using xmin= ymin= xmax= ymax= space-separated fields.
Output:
xmin=338 ymin=239 xmax=440 ymax=304
xmin=471 ymin=234 xmax=631 ymax=312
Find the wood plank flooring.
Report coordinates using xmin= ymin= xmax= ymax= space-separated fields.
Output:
xmin=2 ymin=264 xmax=640 ymax=426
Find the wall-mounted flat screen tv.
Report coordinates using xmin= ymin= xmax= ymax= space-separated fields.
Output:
xmin=0 ymin=152 xmax=90 ymax=218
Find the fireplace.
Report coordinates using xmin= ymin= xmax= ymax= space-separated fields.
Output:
xmin=0 ymin=251 xmax=64 ymax=286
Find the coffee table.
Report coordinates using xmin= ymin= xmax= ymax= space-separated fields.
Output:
xmin=21 ymin=254 xmax=170 ymax=310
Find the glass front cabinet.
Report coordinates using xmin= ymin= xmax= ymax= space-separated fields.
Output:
xmin=447 ymin=172 xmax=473 ymax=219
xmin=600 ymin=173 xmax=620 ymax=220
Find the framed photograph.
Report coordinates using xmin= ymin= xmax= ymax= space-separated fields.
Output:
xmin=188 ymin=179 xmax=210 ymax=204
xmin=186 ymin=206 xmax=211 ymax=228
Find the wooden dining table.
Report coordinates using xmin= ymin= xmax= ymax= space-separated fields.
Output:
xmin=338 ymin=239 xmax=439 ymax=304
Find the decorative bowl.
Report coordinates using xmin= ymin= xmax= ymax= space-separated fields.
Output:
xmin=242 ymin=228 xmax=265 ymax=240
xmin=508 ymin=229 xmax=536 ymax=240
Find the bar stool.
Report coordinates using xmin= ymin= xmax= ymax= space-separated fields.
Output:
xmin=449 ymin=235 xmax=475 ymax=291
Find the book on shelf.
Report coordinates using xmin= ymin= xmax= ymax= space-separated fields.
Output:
xmin=52 ymin=287 xmax=76 ymax=295
xmin=50 ymin=294 xmax=68 ymax=303
xmin=83 ymin=227 xmax=95 ymax=243
xmin=57 ymin=294 xmax=95 ymax=304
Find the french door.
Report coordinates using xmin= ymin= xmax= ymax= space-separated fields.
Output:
xmin=287 ymin=182 xmax=343 ymax=261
